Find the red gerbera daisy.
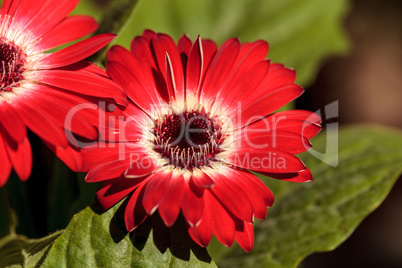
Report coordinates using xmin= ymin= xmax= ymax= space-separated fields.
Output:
xmin=0 ymin=0 xmax=127 ymax=186
xmin=82 ymin=30 xmax=321 ymax=252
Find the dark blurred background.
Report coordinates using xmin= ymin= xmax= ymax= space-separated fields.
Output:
xmin=300 ymin=0 xmax=402 ymax=266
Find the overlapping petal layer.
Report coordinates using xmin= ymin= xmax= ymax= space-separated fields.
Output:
xmin=0 ymin=0 xmax=125 ymax=186
xmin=82 ymin=30 xmax=321 ymax=251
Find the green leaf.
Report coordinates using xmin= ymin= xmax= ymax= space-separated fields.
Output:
xmin=39 ymin=202 xmax=216 ymax=267
xmin=212 ymin=125 xmax=402 ymax=267
xmin=0 ymin=231 xmax=61 ymax=268
xmin=112 ymin=0 xmax=350 ymax=86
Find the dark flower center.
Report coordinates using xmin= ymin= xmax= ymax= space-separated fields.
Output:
xmin=153 ymin=109 xmax=224 ymax=170
xmin=0 ymin=36 xmax=27 ymax=92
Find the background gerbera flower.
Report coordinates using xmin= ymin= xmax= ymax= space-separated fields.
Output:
xmin=82 ymin=30 xmax=321 ymax=252
xmin=0 ymin=0 xmax=127 ymax=186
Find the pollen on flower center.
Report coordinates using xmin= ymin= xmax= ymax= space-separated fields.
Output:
xmin=153 ymin=109 xmax=225 ymax=170
xmin=0 ymin=35 xmax=27 ymax=92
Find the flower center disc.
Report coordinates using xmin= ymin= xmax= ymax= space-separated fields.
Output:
xmin=0 ymin=36 xmax=27 ymax=92
xmin=153 ymin=110 xmax=224 ymax=170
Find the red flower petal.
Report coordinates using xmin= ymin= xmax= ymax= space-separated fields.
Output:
xmin=130 ymin=36 xmax=170 ymax=102
xmin=237 ymin=40 xmax=269 ymax=68
xmin=0 ymin=134 xmax=12 ymax=186
xmin=282 ymin=120 xmax=322 ymax=140
xmin=235 ymin=221 xmax=254 ymax=252
xmin=238 ymin=129 xmax=312 ymax=154
xmin=235 ymin=169 xmax=275 ymax=208
xmin=0 ymin=102 xmax=26 ymax=143
xmin=106 ymin=46 xmax=163 ymax=107
xmin=96 ymin=176 xmax=147 ymax=210
xmin=12 ymin=97 xmax=68 ymax=147
xmin=85 ymin=158 xmax=130 ymax=183
xmin=142 ymin=171 xmax=172 ymax=215
xmin=263 ymin=63 xmax=296 ymax=88
xmin=187 ymin=201 xmax=213 ymax=248
xmin=38 ymin=15 xmax=98 ymax=50
xmin=207 ymin=191 xmax=236 ymax=247
xmin=124 ymin=152 xmax=158 ymax=179
xmin=158 ymin=171 xmax=186 ymax=227
xmin=4 ymin=136 xmax=32 ymax=181
xmin=6 ymin=0 xmax=43 ymax=27
xmin=23 ymin=86 xmax=98 ymax=140
xmin=165 ymin=53 xmax=179 ymax=102
xmin=38 ymin=69 xmax=127 ymax=106
xmin=201 ymin=38 xmax=240 ymax=100
xmin=178 ymin=34 xmax=192 ymax=54
xmin=235 ymin=84 xmax=304 ymax=126
xmin=192 ymin=170 xmax=215 ymax=188
xmin=220 ymin=60 xmax=270 ymax=109
xmin=83 ymin=143 xmax=139 ymax=182
xmin=125 ymin=181 xmax=149 ymax=231
xmin=152 ymin=33 xmax=185 ymax=101
xmin=226 ymin=169 xmax=272 ymax=220
xmin=244 ymin=110 xmax=322 ymax=139
xmin=208 ymin=170 xmax=254 ymax=223
xmin=59 ymin=60 xmax=110 ymax=78
xmin=250 ymin=119 xmax=321 ymax=141
xmin=200 ymin=39 xmax=217 ymax=79
xmin=181 ymin=178 xmax=204 ymax=227
xmin=102 ymin=109 xmax=144 ymax=143
xmin=178 ymin=34 xmax=192 ymax=67
xmin=81 ymin=144 xmax=127 ymax=171
xmin=219 ymin=40 xmax=269 ymax=104
xmin=107 ymin=61 xmax=156 ymax=111
xmin=39 ymin=33 xmax=116 ymax=69
xmin=15 ymin=0 xmax=80 ymax=38
xmin=186 ymin=36 xmax=203 ymax=96
xmin=260 ymin=168 xmax=313 ymax=183
xmin=0 ymin=0 xmax=19 ymax=17
xmin=280 ymin=110 xmax=322 ymax=124
xmin=141 ymin=29 xmax=155 ymax=43
xmin=228 ymin=148 xmax=306 ymax=173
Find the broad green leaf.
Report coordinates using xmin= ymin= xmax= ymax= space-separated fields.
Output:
xmin=112 ymin=0 xmax=350 ymax=86
xmin=40 ymin=202 xmax=216 ymax=267
xmin=211 ymin=125 xmax=402 ymax=267
xmin=0 ymin=231 xmax=61 ymax=268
